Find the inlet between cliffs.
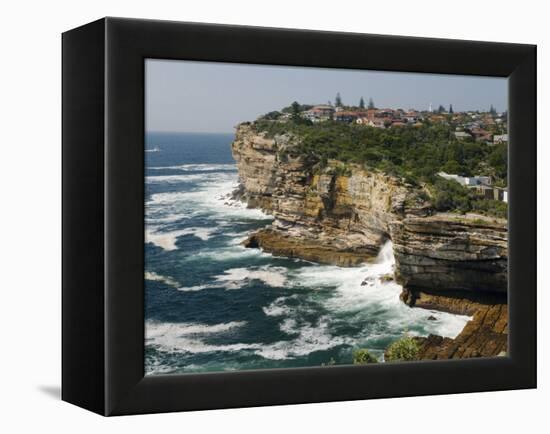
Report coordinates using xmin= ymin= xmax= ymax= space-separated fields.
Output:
xmin=143 ymin=132 xmax=470 ymax=375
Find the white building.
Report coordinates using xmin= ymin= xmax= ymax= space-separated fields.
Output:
xmin=493 ymin=134 xmax=508 ymax=144
xmin=438 ymin=172 xmax=492 ymax=187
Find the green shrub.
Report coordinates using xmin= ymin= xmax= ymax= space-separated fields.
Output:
xmin=385 ymin=336 xmax=419 ymax=362
xmin=431 ymin=178 xmax=472 ymax=213
xmin=353 ymin=348 xmax=378 ymax=365
xmin=471 ymin=199 xmax=508 ymax=219
xmin=250 ymin=115 xmax=507 ymax=217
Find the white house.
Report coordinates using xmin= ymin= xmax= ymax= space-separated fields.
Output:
xmin=438 ymin=172 xmax=492 ymax=187
xmin=493 ymin=134 xmax=508 ymax=144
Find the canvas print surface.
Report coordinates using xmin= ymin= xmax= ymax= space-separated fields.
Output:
xmin=144 ymin=60 xmax=508 ymax=375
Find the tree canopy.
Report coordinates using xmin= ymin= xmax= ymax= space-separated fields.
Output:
xmin=251 ymin=117 xmax=508 ymax=218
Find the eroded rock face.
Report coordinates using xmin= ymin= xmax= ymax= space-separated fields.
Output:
xmin=391 ymin=214 xmax=508 ymax=294
xmin=400 ymin=287 xmax=507 ymax=316
xmin=414 ymin=303 xmax=508 ymax=359
xmin=231 ymin=123 xmax=508 ymax=297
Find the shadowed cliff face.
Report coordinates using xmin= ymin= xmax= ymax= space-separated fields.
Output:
xmin=231 ymin=123 xmax=508 ymax=298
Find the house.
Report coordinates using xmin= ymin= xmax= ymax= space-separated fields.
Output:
xmin=303 ymin=105 xmax=334 ymax=122
xmin=438 ymin=172 xmax=492 ymax=187
xmin=474 ymin=185 xmax=507 ymax=202
xmin=493 ymin=134 xmax=508 ymax=144
xmin=476 ymin=133 xmax=493 ymax=143
xmin=376 ymin=109 xmax=395 ymax=118
xmin=469 ymin=127 xmax=493 ymax=143
xmin=482 ymin=116 xmax=496 ymax=127
xmin=454 ymin=131 xmax=472 ymax=140
xmin=391 ymin=121 xmax=406 ymax=128
xmin=334 ymin=111 xmax=360 ymax=122
xmin=403 ymin=111 xmax=419 ymax=123
xmin=366 ymin=109 xmax=377 ymax=119
xmin=368 ymin=118 xmax=388 ymax=128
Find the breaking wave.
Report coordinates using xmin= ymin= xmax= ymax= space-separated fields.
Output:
xmin=145 ymin=154 xmax=472 ymax=374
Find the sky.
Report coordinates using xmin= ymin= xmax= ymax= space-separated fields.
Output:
xmin=145 ymin=59 xmax=508 ymax=133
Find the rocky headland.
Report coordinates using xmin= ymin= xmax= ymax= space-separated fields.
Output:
xmin=231 ymin=122 xmax=508 ymax=360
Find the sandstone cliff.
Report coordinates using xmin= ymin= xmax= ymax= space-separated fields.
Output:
xmin=414 ymin=302 xmax=508 ymax=359
xmin=231 ymin=122 xmax=509 ymax=359
xmin=232 ymin=123 xmax=508 ymax=298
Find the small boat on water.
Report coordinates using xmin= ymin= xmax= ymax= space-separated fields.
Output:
xmin=145 ymin=146 xmax=161 ymax=152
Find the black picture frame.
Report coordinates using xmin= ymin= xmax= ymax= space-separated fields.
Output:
xmin=62 ymin=17 xmax=536 ymax=416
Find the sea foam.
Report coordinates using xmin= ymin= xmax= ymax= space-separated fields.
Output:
xmin=145 ymin=271 xmax=179 ymax=287
xmin=146 ymin=227 xmax=216 ymax=251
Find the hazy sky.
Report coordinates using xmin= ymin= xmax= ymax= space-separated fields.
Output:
xmin=146 ymin=59 xmax=507 ymax=133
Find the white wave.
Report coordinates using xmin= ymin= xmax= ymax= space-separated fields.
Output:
xmin=145 ymin=171 xmax=272 ymax=224
xmin=263 ymin=296 xmax=294 ymax=317
xmin=149 ymin=163 xmax=236 ymax=172
xmin=279 ymin=318 xmax=299 ymax=335
xmin=288 ymin=241 xmax=470 ymax=339
xmin=145 ymin=271 xmax=179 ymax=287
xmin=255 ymin=316 xmax=351 ymax=360
xmin=147 ymin=320 xmax=245 ymax=337
xmin=145 ymin=320 xmax=257 ymax=354
xmin=146 ymin=227 xmax=215 ymax=251
xmin=193 ymin=244 xmax=271 ymax=262
xmin=215 ymin=266 xmax=287 ymax=289
xmin=146 ymin=174 xmax=206 ymax=184
xmin=177 ymin=284 xmax=218 ymax=292
xmin=145 ymin=317 xmax=347 ymax=361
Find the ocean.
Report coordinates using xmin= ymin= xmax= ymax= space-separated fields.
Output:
xmin=144 ymin=131 xmax=470 ymax=375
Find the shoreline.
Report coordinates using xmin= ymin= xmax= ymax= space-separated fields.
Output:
xmin=230 ymin=122 xmax=508 ymax=360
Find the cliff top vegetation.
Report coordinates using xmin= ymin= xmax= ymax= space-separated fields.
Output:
xmin=248 ymin=110 xmax=507 ymax=218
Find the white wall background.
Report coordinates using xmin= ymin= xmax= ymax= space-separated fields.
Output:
xmin=0 ymin=1 xmax=546 ymax=432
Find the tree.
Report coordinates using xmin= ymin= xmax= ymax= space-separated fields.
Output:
xmin=437 ymin=104 xmax=446 ymax=113
xmin=489 ymin=104 xmax=497 ymax=115
xmin=359 ymin=96 xmax=365 ymax=109
xmin=290 ymin=101 xmax=301 ymax=122
xmin=449 ymin=104 xmax=454 ymax=114
xmin=368 ymin=97 xmax=375 ymax=109
xmin=335 ymin=92 xmax=342 ymax=107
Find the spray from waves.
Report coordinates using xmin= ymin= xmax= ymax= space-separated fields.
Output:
xmin=177 ymin=284 xmax=214 ymax=292
xmin=263 ymin=295 xmax=297 ymax=317
xmin=146 ymin=174 xmax=210 ymax=184
xmin=146 ymin=227 xmax=216 ymax=251
xmin=215 ymin=266 xmax=288 ymax=289
xmin=145 ymin=159 xmax=473 ymax=372
xmin=145 ymin=271 xmax=179 ymax=287
xmin=148 ymin=163 xmax=236 ymax=172
xmin=145 ymin=165 xmax=273 ymax=253
xmin=277 ymin=241 xmax=471 ymax=340
xmin=146 ymin=316 xmax=349 ymax=361
xmin=147 ymin=320 xmax=246 ymax=337
xmin=177 ymin=266 xmax=288 ymax=292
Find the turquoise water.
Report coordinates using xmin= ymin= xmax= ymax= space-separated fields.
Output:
xmin=144 ymin=132 xmax=470 ymax=375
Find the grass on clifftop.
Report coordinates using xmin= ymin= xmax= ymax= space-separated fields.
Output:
xmin=251 ymin=119 xmax=508 ymax=218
